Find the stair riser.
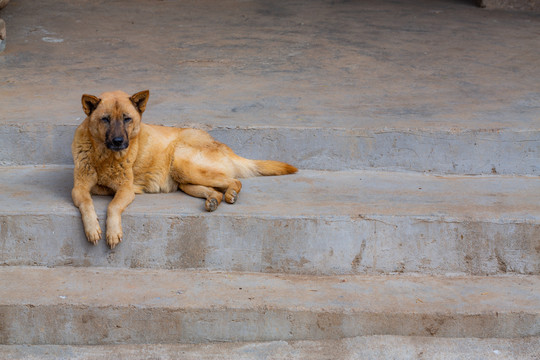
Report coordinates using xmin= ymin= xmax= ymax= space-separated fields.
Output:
xmin=2 ymin=214 xmax=538 ymax=275
xmin=1 ymin=124 xmax=538 ymax=175
xmin=2 ymin=305 xmax=538 ymax=345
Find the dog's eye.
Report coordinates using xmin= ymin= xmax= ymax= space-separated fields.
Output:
xmin=101 ymin=116 xmax=110 ymax=123
xmin=124 ymin=116 xmax=132 ymax=123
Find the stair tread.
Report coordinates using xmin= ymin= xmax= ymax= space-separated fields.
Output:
xmin=0 ymin=266 xmax=539 ymax=343
xmin=1 ymin=336 xmax=539 ymax=360
xmin=2 ymin=0 xmax=539 ymax=131
xmin=1 ymin=165 xmax=538 ymax=221
xmin=2 ymin=266 xmax=539 ymax=312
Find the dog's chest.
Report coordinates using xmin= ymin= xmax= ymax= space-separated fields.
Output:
xmin=95 ymin=160 xmax=131 ymax=190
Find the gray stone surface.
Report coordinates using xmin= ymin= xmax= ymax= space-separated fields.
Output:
xmin=479 ymin=0 xmax=540 ymax=11
xmin=1 ymin=267 xmax=539 ymax=344
xmin=0 ymin=0 xmax=539 ymax=174
xmin=2 ymin=336 xmax=539 ymax=360
xmin=1 ymin=166 xmax=539 ymax=275
xmin=2 ymin=124 xmax=539 ymax=175
xmin=1 ymin=0 xmax=539 ymax=351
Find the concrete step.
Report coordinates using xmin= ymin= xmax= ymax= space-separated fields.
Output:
xmin=2 ymin=336 xmax=539 ymax=359
xmin=1 ymin=122 xmax=539 ymax=176
xmin=1 ymin=166 xmax=539 ymax=275
xmin=1 ymin=0 xmax=539 ymax=174
xmin=1 ymin=266 xmax=539 ymax=344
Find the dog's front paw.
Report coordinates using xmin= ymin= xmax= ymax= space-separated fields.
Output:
xmin=83 ymin=216 xmax=102 ymax=245
xmin=106 ymin=230 xmax=123 ymax=249
xmin=85 ymin=226 xmax=102 ymax=245
xmin=106 ymin=216 xmax=123 ymax=249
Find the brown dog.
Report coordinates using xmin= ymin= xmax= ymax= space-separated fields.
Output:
xmin=72 ymin=90 xmax=297 ymax=248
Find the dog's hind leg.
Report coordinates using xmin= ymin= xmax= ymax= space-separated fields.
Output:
xmin=171 ymin=153 xmax=243 ymax=210
xmin=215 ymin=178 xmax=242 ymax=204
xmin=179 ymin=184 xmax=223 ymax=212
xmin=182 ymin=173 xmax=242 ymax=207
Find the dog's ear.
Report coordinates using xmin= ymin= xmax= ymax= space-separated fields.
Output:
xmin=81 ymin=94 xmax=101 ymax=116
xmin=130 ymin=90 xmax=150 ymax=114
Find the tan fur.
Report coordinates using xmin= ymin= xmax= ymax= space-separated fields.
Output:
xmin=72 ymin=90 xmax=297 ymax=248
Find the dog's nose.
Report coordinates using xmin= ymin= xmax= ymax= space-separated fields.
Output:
xmin=112 ymin=137 xmax=124 ymax=146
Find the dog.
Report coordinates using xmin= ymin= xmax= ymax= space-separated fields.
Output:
xmin=72 ymin=90 xmax=297 ymax=248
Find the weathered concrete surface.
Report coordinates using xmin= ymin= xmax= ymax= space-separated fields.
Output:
xmin=0 ymin=0 xmax=539 ymax=174
xmin=0 ymin=267 xmax=539 ymax=344
xmin=1 ymin=166 xmax=539 ymax=275
xmin=479 ymin=0 xmax=540 ymax=12
xmin=2 ymin=124 xmax=539 ymax=175
xmin=2 ymin=336 xmax=539 ymax=360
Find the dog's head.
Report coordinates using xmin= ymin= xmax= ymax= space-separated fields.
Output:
xmin=81 ymin=90 xmax=149 ymax=152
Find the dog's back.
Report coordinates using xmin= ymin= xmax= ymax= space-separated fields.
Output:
xmin=131 ymin=124 xmax=297 ymax=193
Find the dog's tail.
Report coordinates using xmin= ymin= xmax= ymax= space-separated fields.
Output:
xmin=253 ymin=160 xmax=298 ymax=176
xmin=233 ymin=157 xmax=298 ymax=178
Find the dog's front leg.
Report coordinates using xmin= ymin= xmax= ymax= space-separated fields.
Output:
xmin=106 ymin=185 xmax=135 ymax=249
xmin=72 ymin=179 xmax=102 ymax=245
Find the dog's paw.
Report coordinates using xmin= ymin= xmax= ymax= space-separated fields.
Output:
xmin=205 ymin=197 xmax=219 ymax=212
xmin=225 ymin=190 xmax=238 ymax=204
xmin=106 ymin=216 xmax=123 ymax=249
xmin=83 ymin=217 xmax=102 ymax=245
xmin=106 ymin=231 xmax=123 ymax=249
xmin=85 ymin=227 xmax=102 ymax=245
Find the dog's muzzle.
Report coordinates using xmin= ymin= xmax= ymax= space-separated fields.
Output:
xmin=106 ymin=137 xmax=129 ymax=151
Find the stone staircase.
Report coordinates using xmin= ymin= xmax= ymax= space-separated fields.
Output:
xmin=1 ymin=0 xmax=539 ymax=358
